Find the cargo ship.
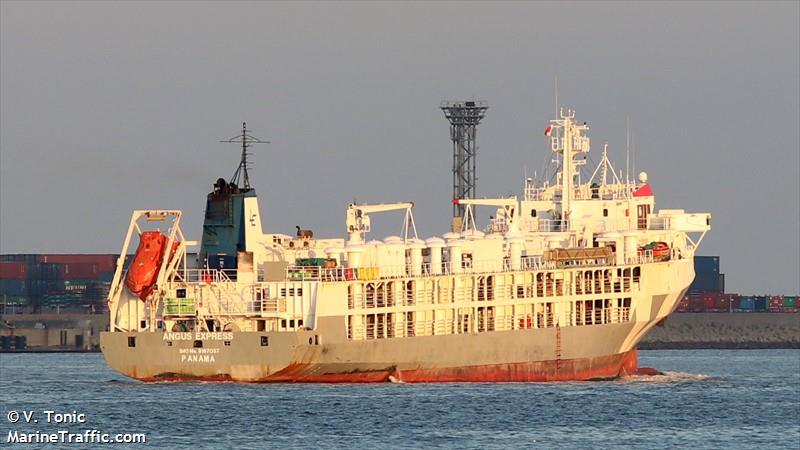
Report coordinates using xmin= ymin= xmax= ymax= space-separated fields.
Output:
xmin=100 ymin=108 xmax=711 ymax=382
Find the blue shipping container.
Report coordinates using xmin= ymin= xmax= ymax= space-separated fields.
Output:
xmin=690 ymin=273 xmax=724 ymax=293
xmin=694 ymin=256 xmax=720 ymax=274
xmin=0 ymin=279 xmax=27 ymax=296
xmin=754 ymin=296 xmax=768 ymax=312
xmin=0 ymin=254 xmax=37 ymax=264
xmin=739 ymin=297 xmax=754 ymax=311
xmin=98 ymin=272 xmax=114 ymax=282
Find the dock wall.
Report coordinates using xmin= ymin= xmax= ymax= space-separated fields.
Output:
xmin=640 ymin=313 xmax=800 ymax=349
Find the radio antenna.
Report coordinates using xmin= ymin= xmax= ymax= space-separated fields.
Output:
xmin=626 ymin=116 xmax=630 ymax=184
xmin=221 ymin=122 xmax=269 ymax=191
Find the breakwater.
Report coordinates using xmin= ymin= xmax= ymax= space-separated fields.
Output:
xmin=640 ymin=313 xmax=800 ymax=349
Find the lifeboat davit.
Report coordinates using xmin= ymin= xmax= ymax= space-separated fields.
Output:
xmin=125 ymin=231 xmax=179 ymax=301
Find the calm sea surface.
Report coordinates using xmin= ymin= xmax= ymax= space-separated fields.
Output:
xmin=1 ymin=350 xmax=798 ymax=449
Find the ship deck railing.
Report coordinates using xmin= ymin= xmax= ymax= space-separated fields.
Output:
xmin=165 ymin=253 xmax=673 ymax=288
xmin=348 ymin=306 xmax=633 ymax=340
xmin=285 ymin=247 xmax=680 ymax=283
xmin=286 ymin=256 xmax=562 ymax=282
xmin=524 ymin=182 xmax=637 ymax=202
xmin=171 ymin=269 xmax=239 ymax=283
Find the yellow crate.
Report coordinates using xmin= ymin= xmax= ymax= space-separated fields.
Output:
xmin=357 ymin=267 xmax=380 ymax=280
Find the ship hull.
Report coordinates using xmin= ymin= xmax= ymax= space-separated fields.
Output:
xmin=255 ymin=348 xmax=639 ymax=383
xmin=100 ymin=319 xmax=649 ymax=383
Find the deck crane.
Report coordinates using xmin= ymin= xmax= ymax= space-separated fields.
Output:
xmin=454 ymin=197 xmax=520 ymax=234
xmin=346 ymin=202 xmax=418 ymax=244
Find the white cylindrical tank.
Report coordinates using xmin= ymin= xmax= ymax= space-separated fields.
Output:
xmin=461 ymin=229 xmax=485 ymax=240
xmin=345 ymin=244 xmax=365 ymax=268
xmin=623 ymin=232 xmax=639 ymax=265
xmin=407 ymin=239 xmax=426 ymax=277
xmin=448 ymin=240 xmax=466 ymax=274
xmin=383 ymin=241 xmax=405 ymax=278
xmin=366 ymin=240 xmax=383 ymax=271
xmin=507 ymin=238 xmax=524 ymax=271
xmin=442 ymin=232 xmax=460 ymax=242
xmin=425 ymin=237 xmax=445 ymax=275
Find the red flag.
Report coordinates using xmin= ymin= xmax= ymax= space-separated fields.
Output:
xmin=544 ymin=126 xmax=552 ymax=136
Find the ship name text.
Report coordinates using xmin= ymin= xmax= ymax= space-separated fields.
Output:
xmin=162 ymin=332 xmax=234 ymax=341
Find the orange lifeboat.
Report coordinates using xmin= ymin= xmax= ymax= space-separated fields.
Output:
xmin=652 ymin=242 xmax=670 ymax=260
xmin=125 ymin=231 xmax=179 ymax=301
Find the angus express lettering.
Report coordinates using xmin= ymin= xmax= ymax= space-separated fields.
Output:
xmin=162 ymin=332 xmax=234 ymax=341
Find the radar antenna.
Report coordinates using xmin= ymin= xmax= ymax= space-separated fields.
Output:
xmin=221 ymin=122 xmax=269 ymax=190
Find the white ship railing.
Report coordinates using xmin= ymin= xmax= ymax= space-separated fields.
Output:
xmin=348 ymin=306 xmax=632 ymax=340
xmin=647 ymin=217 xmax=671 ymax=230
xmin=537 ymin=219 xmax=570 ymax=232
xmin=247 ymin=298 xmax=287 ymax=315
xmin=524 ymin=183 xmax=637 ymax=201
xmin=285 ymin=255 xmax=558 ymax=282
xmin=627 ymin=250 xmax=652 ymax=265
xmin=171 ymin=269 xmax=237 ymax=283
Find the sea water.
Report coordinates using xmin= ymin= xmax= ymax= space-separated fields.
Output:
xmin=1 ymin=350 xmax=798 ymax=449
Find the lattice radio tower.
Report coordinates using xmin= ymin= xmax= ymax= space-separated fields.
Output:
xmin=441 ymin=100 xmax=488 ymax=231
xmin=221 ymin=122 xmax=269 ymax=191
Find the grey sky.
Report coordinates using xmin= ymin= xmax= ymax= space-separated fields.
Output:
xmin=1 ymin=1 xmax=798 ymax=294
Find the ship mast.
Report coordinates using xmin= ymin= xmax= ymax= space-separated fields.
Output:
xmin=549 ymin=108 xmax=590 ymax=226
xmin=221 ymin=122 xmax=269 ymax=191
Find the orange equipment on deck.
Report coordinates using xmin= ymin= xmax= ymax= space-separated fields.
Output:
xmin=652 ymin=242 xmax=670 ymax=259
xmin=125 ymin=231 xmax=179 ymax=301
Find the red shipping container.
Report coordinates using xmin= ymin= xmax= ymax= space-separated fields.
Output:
xmin=713 ymin=294 xmax=737 ymax=311
xmin=62 ymin=262 xmax=99 ymax=280
xmin=39 ymin=254 xmax=116 ymax=273
xmin=768 ymin=296 xmax=784 ymax=309
xmin=0 ymin=261 xmax=26 ymax=279
xmin=689 ymin=296 xmax=706 ymax=312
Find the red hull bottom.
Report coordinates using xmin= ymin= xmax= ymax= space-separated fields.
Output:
xmin=142 ymin=349 xmax=653 ymax=383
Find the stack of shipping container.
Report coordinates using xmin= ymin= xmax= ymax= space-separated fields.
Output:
xmin=674 ymin=256 xmax=798 ymax=313
xmin=0 ymin=254 xmax=117 ymax=313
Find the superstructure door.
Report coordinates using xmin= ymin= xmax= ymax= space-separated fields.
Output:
xmin=637 ymin=204 xmax=650 ymax=230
